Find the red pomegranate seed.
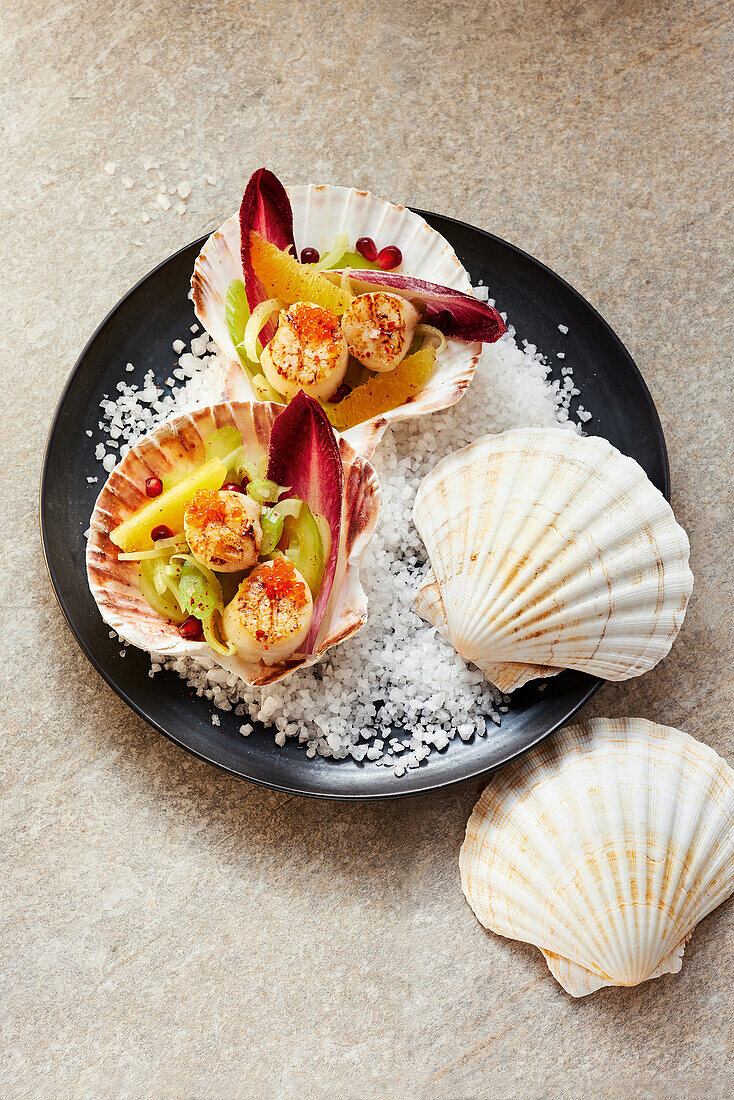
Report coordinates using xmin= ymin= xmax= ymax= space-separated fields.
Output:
xmin=221 ymin=481 xmax=246 ymax=494
xmin=151 ymin=524 xmax=173 ymax=541
xmin=330 ymin=383 xmax=352 ymax=403
xmin=377 ymin=245 xmax=402 ymax=270
xmin=300 ymin=247 xmax=319 ymax=264
xmin=145 ymin=476 xmax=163 ymax=497
xmin=356 ymin=236 xmax=377 ymax=262
xmin=179 ymin=615 xmax=204 ymax=640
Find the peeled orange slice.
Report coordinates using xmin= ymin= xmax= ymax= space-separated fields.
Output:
xmin=250 ymin=232 xmax=352 ymax=315
xmin=324 ymin=346 xmax=436 ymax=430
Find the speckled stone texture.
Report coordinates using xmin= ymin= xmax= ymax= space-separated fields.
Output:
xmin=2 ymin=0 xmax=732 ymax=1096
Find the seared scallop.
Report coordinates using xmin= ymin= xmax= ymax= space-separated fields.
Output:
xmin=183 ymin=489 xmax=262 ymax=573
xmin=261 ymin=301 xmax=348 ymax=401
xmin=341 ymin=292 xmax=420 ymax=372
xmin=222 ymin=558 xmax=314 ymax=662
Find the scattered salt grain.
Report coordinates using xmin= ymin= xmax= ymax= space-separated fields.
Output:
xmin=104 ymin=162 xmax=116 ymax=176
xmin=205 ymin=175 xmax=217 ymax=186
xmin=156 ymin=194 xmax=171 ymax=211
xmin=556 ymin=352 xmax=565 ymax=360
xmin=102 ymin=454 xmax=116 ymax=473
xmin=176 ymin=203 xmax=186 ymax=216
xmin=125 ymin=363 xmax=135 ymax=372
xmin=92 ymin=270 xmax=591 ymax=776
xmin=121 ymin=177 xmax=134 ymax=190
xmin=558 ymin=324 xmax=569 ymax=334
xmin=177 ymin=182 xmax=191 ymax=200
xmin=86 ymin=476 xmax=98 ymax=484
xmin=85 ymin=429 xmax=93 ymax=437
xmin=211 ymin=714 xmax=221 ymax=726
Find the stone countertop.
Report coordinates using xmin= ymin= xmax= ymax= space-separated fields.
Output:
xmin=2 ymin=0 xmax=732 ymax=1096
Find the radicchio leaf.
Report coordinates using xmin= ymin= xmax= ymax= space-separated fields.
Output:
xmin=267 ymin=391 xmax=344 ymax=652
xmin=342 ymin=270 xmax=507 ymax=343
xmin=239 ymin=168 xmax=296 ymax=343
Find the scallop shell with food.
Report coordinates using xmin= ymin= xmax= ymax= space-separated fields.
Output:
xmin=192 ymin=183 xmax=482 ymax=457
xmin=87 ymin=401 xmax=381 ymax=686
xmin=460 ymin=717 xmax=734 ymax=997
xmin=412 ymin=427 xmax=693 ymax=691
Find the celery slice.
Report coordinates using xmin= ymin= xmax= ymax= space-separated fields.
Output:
xmin=205 ymin=426 xmax=243 ymax=463
xmin=226 ymin=279 xmax=250 ymax=347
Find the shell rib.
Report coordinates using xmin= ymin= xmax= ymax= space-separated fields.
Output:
xmin=412 ymin=427 xmax=693 ymax=688
xmin=460 ymin=717 xmax=734 ymax=997
xmin=191 ymin=183 xmax=481 ymax=458
xmin=86 ymin=401 xmax=381 ymax=686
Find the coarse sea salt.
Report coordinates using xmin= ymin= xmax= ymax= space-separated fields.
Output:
xmin=90 ymin=290 xmax=588 ymax=775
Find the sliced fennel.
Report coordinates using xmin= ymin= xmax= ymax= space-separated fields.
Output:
xmin=415 ymin=324 xmax=447 ymax=355
xmin=242 ymin=297 xmax=282 ymax=363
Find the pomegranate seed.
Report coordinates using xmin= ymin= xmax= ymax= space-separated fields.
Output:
xmin=221 ymin=481 xmax=246 ymax=494
xmin=151 ymin=524 xmax=173 ymax=541
xmin=145 ymin=476 xmax=163 ymax=497
xmin=377 ymin=245 xmax=402 ymax=270
xmin=179 ymin=615 xmax=203 ymax=640
xmin=300 ymin=247 xmax=319 ymax=264
xmin=330 ymin=383 xmax=352 ymax=403
xmin=356 ymin=236 xmax=377 ymax=262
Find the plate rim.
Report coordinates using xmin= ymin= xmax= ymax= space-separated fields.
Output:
xmin=39 ymin=211 xmax=669 ymax=800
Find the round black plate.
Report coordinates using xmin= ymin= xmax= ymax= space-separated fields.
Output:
xmin=41 ymin=212 xmax=669 ymax=800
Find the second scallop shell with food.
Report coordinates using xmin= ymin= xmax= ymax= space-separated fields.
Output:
xmin=192 ymin=183 xmax=484 ymax=457
xmin=413 ymin=427 xmax=693 ymax=691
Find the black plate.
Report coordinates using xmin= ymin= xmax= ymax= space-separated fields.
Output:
xmin=40 ymin=212 xmax=669 ymax=800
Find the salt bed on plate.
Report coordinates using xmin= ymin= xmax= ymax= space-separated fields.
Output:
xmin=91 ymin=289 xmax=587 ymax=776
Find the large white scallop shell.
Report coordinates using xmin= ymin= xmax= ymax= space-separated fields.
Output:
xmin=191 ymin=183 xmax=481 ymax=457
xmin=460 ymin=717 xmax=734 ymax=997
xmin=412 ymin=427 xmax=693 ymax=690
xmin=86 ymin=401 xmax=381 ymax=686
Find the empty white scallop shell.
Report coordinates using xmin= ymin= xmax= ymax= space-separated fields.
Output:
xmin=412 ymin=427 xmax=693 ymax=690
xmin=191 ymin=183 xmax=481 ymax=457
xmin=460 ymin=717 xmax=734 ymax=996
xmin=87 ymin=401 xmax=381 ymax=686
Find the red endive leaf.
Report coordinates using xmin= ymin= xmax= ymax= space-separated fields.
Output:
xmin=342 ymin=270 xmax=507 ymax=343
xmin=239 ymin=168 xmax=296 ymax=344
xmin=267 ymin=391 xmax=344 ymax=653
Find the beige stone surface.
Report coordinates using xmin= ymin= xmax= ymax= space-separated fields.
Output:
xmin=2 ymin=0 xmax=732 ymax=1096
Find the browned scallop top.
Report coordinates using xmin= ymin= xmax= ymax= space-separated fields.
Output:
xmin=341 ymin=292 xmax=409 ymax=367
xmin=234 ymin=562 xmax=309 ymax=643
xmin=269 ymin=302 xmax=344 ymax=386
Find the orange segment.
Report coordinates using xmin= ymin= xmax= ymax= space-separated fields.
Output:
xmin=250 ymin=232 xmax=352 ymax=315
xmin=324 ymin=345 xmax=436 ymax=430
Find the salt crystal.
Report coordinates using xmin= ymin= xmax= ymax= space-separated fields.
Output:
xmin=122 ymin=177 xmax=134 ymax=189
xmin=558 ymin=324 xmax=569 ymax=334
xmin=125 ymin=363 xmax=134 ymax=372
xmin=177 ymin=182 xmax=191 ymax=199
xmin=175 ymin=203 xmax=186 ymax=216
xmin=205 ymin=174 xmax=217 ymax=186
xmin=172 ymin=339 xmax=185 ymax=353
xmin=156 ymin=194 xmax=171 ymax=211
xmin=104 ymin=162 xmax=116 ymax=176
xmin=211 ymin=714 xmax=221 ymax=726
